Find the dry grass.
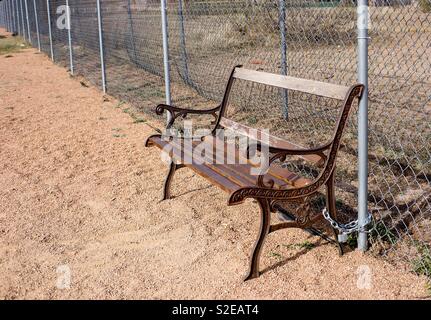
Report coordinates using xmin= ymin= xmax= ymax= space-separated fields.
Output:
xmin=0 ymin=35 xmax=29 ymax=55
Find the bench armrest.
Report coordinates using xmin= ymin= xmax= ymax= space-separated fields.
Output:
xmin=155 ymin=104 xmax=221 ymax=129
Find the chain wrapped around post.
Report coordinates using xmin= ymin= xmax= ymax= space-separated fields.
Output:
xmin=322 ymin=208 xmax=373 ymax=236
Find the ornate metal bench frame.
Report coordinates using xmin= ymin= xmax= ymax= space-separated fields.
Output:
xmin=146 ymin=66 xmax=364 ymax=280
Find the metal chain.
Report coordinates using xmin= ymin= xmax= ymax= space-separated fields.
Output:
xmin=322 ymin=208 xmax=373 ymax=236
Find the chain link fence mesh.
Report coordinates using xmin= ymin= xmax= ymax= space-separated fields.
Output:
xmin=1 ymin=0 xmax=430 ymax=277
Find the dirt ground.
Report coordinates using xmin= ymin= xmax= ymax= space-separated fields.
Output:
xmin=0 ymin=29 xmax=429 ymax=300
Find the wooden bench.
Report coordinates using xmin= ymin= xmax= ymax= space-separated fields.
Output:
xmin=146 ymin=66 xmax=364 ymax=280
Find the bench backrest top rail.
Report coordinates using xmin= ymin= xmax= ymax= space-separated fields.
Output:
xmin=233 ymin=67 xmax=350 ymax=101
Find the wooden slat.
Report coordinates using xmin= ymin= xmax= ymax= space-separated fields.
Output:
xmin=197 ymin=137 xmax=299 ymax=188
xmin=199 ymin=136 xmax=312 ymax=188
xmin=147 ymin=135 xmax=312 ymax=192
xmin=233 ymin=68 xmax=349 ymax=100
xmin=148 ymin=136 xmax=242 ymax=193
xmin=219 ymin=117 xmax=324 ymax=166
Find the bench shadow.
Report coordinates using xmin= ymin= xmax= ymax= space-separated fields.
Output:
xmin=174 ymin=185 xmax=213 ymax=198
xmin=158 ymin=185 xmax=214 ymax=202
xmin=260 ymin=238 xmax=330 ymax=276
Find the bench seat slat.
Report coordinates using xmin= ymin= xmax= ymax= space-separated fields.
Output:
xmin=150 ymin=136 xmax=243 ymax=193
xmin=233 ymin=68 xmax=349 ymax=101
xmin=148 ymin=136 xmax=312 ymax=195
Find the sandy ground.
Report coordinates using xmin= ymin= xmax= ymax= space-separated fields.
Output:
xmin=0 ymin=29 xmax=429 ymax=300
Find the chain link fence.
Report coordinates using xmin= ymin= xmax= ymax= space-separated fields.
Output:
xmin=1 ymin=0 xmax=430 ymax=278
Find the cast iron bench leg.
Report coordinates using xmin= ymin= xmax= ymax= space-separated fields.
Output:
xmin=244 ymin=198 xmax=271 ymax=281
xmin=163 ymin=162 xmax=184 ymax=200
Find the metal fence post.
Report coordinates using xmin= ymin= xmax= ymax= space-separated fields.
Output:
xmin=46 ymin=0 xmax=54 ymax=61
xmin=7 ymin=0 xmax=11 ymax=32
xmin=1 ymin=2 xmax=4 ymax=29
xmin=96 ymin=0 xmax=106 ymax=93
xmin=11 ymin=0 xmax=16 ymax=33
xmin=279 ymin=0 xmax=288 ymax=120
xmin=4 ymin=0 xmax=7 ymax=31
xmin=20 ymin=0 xmax=25 ymax=40
xmin=12 ymin=0 xmax=16 ymax=33
xmin=126 ymin=0 xmax=138 ymax=64
xmin=15 ymin=0 xmax=19 ymax=34
xmin=65 ymin=0 xmax=73 ymax=75
xmin=10 ymin=0 xmax=13 ymax=33
xmin=160 ymin=0 xmax=172 ymax=124
xmin=33 ymin=0 xmax=40 ymax=51
xmin=24 ymin=0 xmax=31 ymax=43
xmin=15 ymin=0 xmax=20 ymax=36
xmin=9 ymin=0 xmax=12 ymax=32
xmin=178 ymin=0 xmax=191 ymax=86
xmin=357 ymin=0 xmax=369 ymax=252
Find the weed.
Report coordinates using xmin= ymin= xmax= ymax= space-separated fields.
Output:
xmin=426 ymin=282 xmax=431 ymax=296
xmin=133 ymin=118 xmax=146 ymax=124
xmin=270 ymin=252 xmax=283 ymax=259
xmin=284 ymin=241 xmax=315 ymax=251
xmin=369 ymin=221 xmax=398 ymax=245
xmin=115 ymin=101 xmax=126 ymax=108
xmin=412 ymin=243 xmax=431 ymax=277
xmin=0 ymin=36 xmax=28 ymax=55
xmin=247 ymin=116 xmax=258 ymax=125
xmin=297 ymin=241 xmax=315 ymax=251
xmin=346 ymin=233 xmax=358 ymax=249
xmin=419 ymin=0 xmax=431 ymax=13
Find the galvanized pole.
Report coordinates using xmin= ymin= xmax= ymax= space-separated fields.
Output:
xmin=65 ymin=0 xmax=73 ymax=75
xmin=96 ymin=0 xmax=106 ymax=93
xmin=14 ymin=0 xmax=19 ymax=34
xmin=24 ymin=0 xmax=31 ymax=43
xmin=17 ymin=0 xmax=22 ymax=36
xmin=4 ymin=0 xmax=8 ymax=31
xmin=14 ymin=0 xmax=20 ymax=35
xmin=7 ymin=0 xmax=11 ymax=32
xmin=1 ymin=1 xmax=4 ymax=29
xmin=178 ymin=0 xmax=190 ymax=85
xmin=3 ymin=1 xmax=6 ymax=30
xmin=46 ymin=0 xmax=54 ymax=61
xmin=14 ymin=0 xmax=18 ymax=33
xmin=2 ymin=1 xmax=4 ymax=28
xmin=9 ymin=0 xmax=12 ymax=32
xmin=126 ymin=0 xmax=138 ymax=64
xmin=160 ymin=0 xmax=172 ymax=123
xmin=279 ymin=0 xmax=288 ymax=120
xmin=3 ymin=1 xmax=6 ymax=29
xmin=12 ymin=0 xmax=16 ymax=33
xmin=20 ymin=0 xmax=26 ymax=41
xmin=33 ymin=0 xmax=40 ymax=51
xmin=11 ymin=0 xmax=16 ymax=33
xmin=10 ymin=0 xmax=14 ymax=33
xmin=357 ymin=0 xmax=369 ymax=252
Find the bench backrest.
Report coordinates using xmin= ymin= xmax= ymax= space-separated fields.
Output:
xmin=214 ymin=66 xmax=364 ymax=185
xmin=233 ymin=68 xmax=350 ymax=101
